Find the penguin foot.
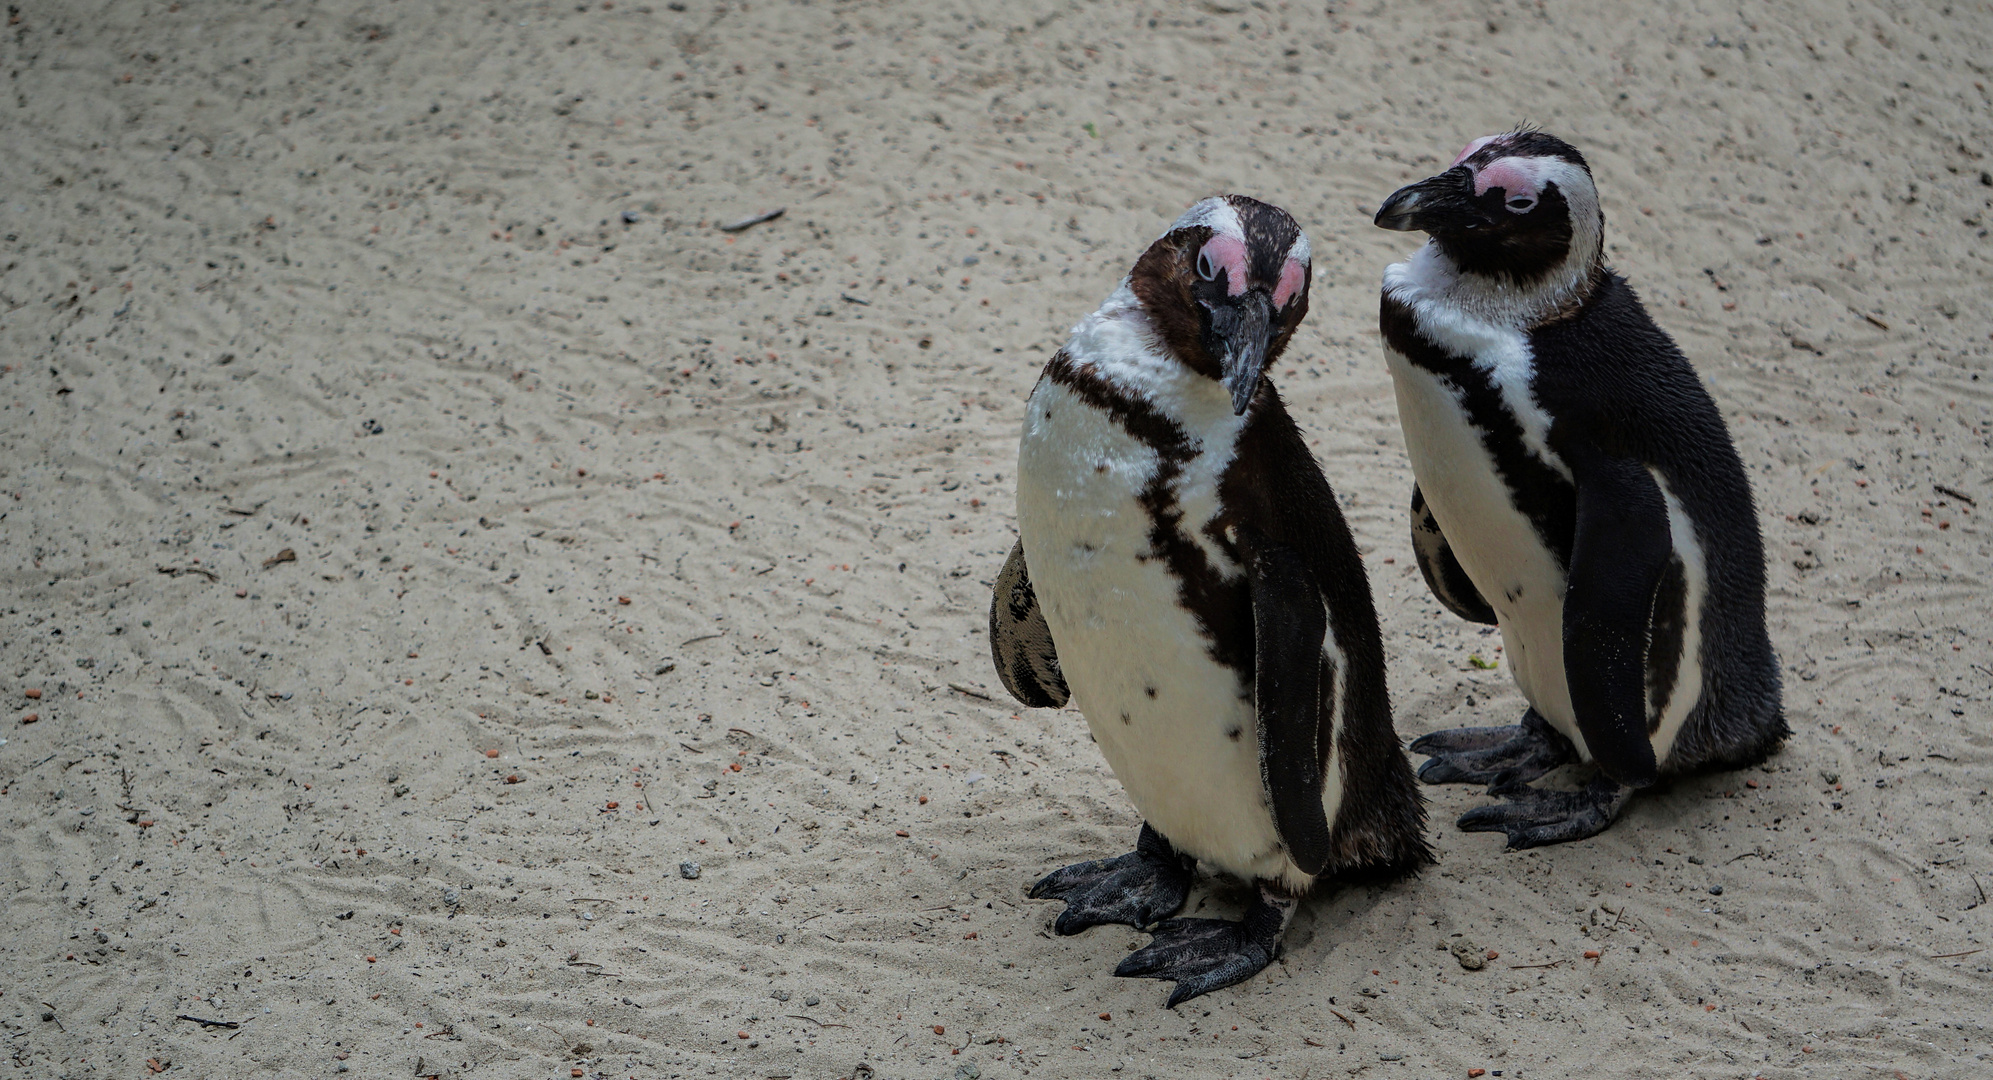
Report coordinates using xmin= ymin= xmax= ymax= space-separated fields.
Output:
xmin=1116 ymin=888 xmax=1295 ymax=1008
xmin=1457 ymin=775 xmax=1632 ymax=849
xmin=1028 ymin=822 xmax=1192 ymax=935
xmin=1411 ymin=708 xmax=1574 ymax=788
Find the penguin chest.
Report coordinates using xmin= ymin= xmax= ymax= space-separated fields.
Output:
xmin=1015 ymin=379 xmax=1290 ymax=879
xmin=1385 ymin=347 xmax=1581 ymax=746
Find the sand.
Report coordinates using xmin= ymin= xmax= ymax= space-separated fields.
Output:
xmin=2 ymin=1 xmax=1989 ymax=1077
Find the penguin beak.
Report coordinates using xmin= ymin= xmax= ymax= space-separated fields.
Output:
xmin=1208 ymin=289 xmax=1276 ymax=416
xmin=1374 ymin=166 xmax=1483 ymax=233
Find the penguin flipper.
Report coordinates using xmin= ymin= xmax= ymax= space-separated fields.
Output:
xmin=1410 ymin=484 xmax=1498 ymax=625
xmin=1237 ymin=527 xmax=1334 ymax=878
xmin=989 ymin=540 xmax=1070 ymax=708
xmin=1563 ymin=452 xmax=1671 ymax=789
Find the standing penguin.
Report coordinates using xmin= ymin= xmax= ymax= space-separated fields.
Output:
xmin=1371 ymin=129 xmax=1786 ymax=849
xmin=990 ymin=195 xmax=1429 ymax=1007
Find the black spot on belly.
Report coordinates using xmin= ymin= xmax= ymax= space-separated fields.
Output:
xmin=1145 ymin=686 xmax=1157 ymax=698
xmin=1226 ymin=726 xmax=1243 ymax=741
xmin=1645 ymin=554 xmax=1689 ymax=735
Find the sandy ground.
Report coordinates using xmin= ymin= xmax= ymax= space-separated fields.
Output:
xmin=2 ymin=1 xmax=1990 ymax=1077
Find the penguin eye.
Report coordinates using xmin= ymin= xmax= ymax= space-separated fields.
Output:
xmin=1195 ymin=249 xmax=1218 ymax=282
xmin=1505 ymin=195 xmax=1537 ymax=213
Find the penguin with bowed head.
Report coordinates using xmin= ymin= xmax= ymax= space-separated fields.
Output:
xmin=989 ymin=194 xmax=1429 ymax=1007
xmin=1371 ymin=129 xmax=1786 ymax=849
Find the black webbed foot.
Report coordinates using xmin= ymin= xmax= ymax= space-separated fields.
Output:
xmin=1456 ymin=775 xmax=1631 ymax=850
xmin=1028 ymin=822 xmax=1193 ymax=935
xmin=1115 ymin=887 xmax=1295 ymax=1008
xmin=1410 ymin=708 xmax=1576 ymax=789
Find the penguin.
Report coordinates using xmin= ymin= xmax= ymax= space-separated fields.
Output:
xmin=1370 ymin=129 xmax=1787 ymax=849
xmin=990 ymin=195 xmax=1429 ymax=1007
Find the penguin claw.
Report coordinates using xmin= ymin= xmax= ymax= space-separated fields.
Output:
xmin=1116 ymin=918 xmax=1277 ymax=1007
xmin=1413 ymin=710 xmax=1575 ymax=787
xmin=1409 ymin=722 xmax=1527 ymax=755
xmin=1029 ymin=823 xmax=1191 ymax=935
xmin=1457 ymin=775 xmax=1631 ymax=850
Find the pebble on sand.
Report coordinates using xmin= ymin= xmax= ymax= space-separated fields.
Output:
xmin=680 ymin=861 xmax=701 ymax=880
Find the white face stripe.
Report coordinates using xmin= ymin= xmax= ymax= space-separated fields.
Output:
xmin=1165 ymin=196 xmax=1245 ymax=243
xmin=1285 ymin=230 xmax=1311 ymax=267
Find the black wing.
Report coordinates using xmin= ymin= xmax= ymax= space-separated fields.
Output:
xmin=1410 ymin=484 xmax=1498 ymax=625
xmin=989 ymin=541 xmax=1069 ymax=708
xmin=1236 ymin=525 xmax=1334 ymax=877
xmin=1561 ymin=449 xmax=1668 ymax=788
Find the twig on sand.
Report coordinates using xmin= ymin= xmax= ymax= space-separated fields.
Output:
xmin=948 ymin=682 xmax=993 ymax=701
xmin=157 ymin=564 xmax=219 ymax=582
xmin=787 ymin=1014 xmax=848 ymax=1028
xmin=1327 ymin=1008 xmax=1355 ymax=1029
xmin=1929 ymin=948 xmax=1983 ymax=960
xmin=1934 ymin=483 xmax=1975 ymax=506
xmin=175 ymin=1014 xmax=239 ymax=1029
xmin=718 ymin=208 xmax=784 ymax=232
xmin=1508 ymin=959 xmax=1569 ymax=970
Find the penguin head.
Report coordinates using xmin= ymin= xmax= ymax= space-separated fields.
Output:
xmin=1374 ymin=129 xmax=1604 ymax=288
xmin=1128 ymin=194 xmax=1313 ymax=416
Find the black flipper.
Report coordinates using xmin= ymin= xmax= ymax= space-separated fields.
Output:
xmin=989 ymin=540 xmax=1069 ymax=709
xmin=1116 ymin=887 xmax=1296 ymax=1008
xmin=1410 ymin=484 xmax=1498 ymax=625
xmin=1410 ymin=708 xmax=1576 ymax=788
xmin=1563 ymin=452 xmax=1672 ymax=789
xmin=1028 ymin=822 xmax=1192 ymax=935
xmin=1235 ymin=526 xmax=1333 ymax=878
xmin=1457 ymin=775 xmax=1632 ymax=849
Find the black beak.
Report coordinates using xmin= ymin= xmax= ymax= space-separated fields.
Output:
xmin=1207 ymin=290 xmax=1276 ymax=416
xmin=1374 ymin=166 xmax=1483 ymax=234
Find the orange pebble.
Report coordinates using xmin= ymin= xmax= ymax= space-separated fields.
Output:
xmin=918 ymin=795 xmax=928 ymax=805
xmin=1485 ymin=949 xmax=1499 ymax=960
xmin=1470 ymin=1071 xmax=1486 ymax=1078
xmin=1098 ymin=1012 xmax=1111 ymax=1021
xmin=932 ymin=1025 xmax=945 ymax=1035
xmin=729 ymin=762 xmax=741 ymax=772
xmin=19 ymin=713 xmax=36 ymax=724
xmin=606 ymin=801 xmax=619 ymax=809
xmin=1584 ymin=950 xmax=1602 ymax=959
xmin=618 ymin=596 xmax=631 ymax=605
xmin=366 ymin=956 xmax=376 ymax=963
xmin=895 ymin=829 xmax=910 ymax=837
xmin=505 ymin=775 xmax=521 ymax=784
xmin=23 ymin=688 xmax=40 ymax=700
xmin=485 ymin=749 xmax=500 ymax=758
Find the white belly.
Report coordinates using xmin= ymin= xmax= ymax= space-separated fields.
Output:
xmin=1017 ymin=376 xmax=1332 ymax=887
xmin=1386 ymin=349 xmax=1582 ymax=751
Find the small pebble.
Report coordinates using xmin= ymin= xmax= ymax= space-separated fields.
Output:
xmin=1708 ymin=884 xmax=1724 ymax=896
xmin=1687 ymin=855 xmax=1705 ymax=865
xmin=771 ymin=989 xmax=791 ymax=1001
xmin=1449 ymin=938 xmax=1487 ymax=971
xmin=622 ymin=209 xmax=640 ymax=224
xmin=680 ymin=861 xmax=701 ymax=880
xmin=803 ymin=995 xmax=820 ymax=1007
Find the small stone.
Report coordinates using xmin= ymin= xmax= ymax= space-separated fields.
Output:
xmin=1707 ymin=884 xmax=1724 ymax=896
xmin=622 ymin=210 xmax=641 ymax=224
xmin=771 ymin=989 xmax=791 ymax=1001
xmin=1687 ymin=855 xmax=1705 ymax=865
xmin=1380 ymin=1052 xmax=1404 ymax=1061
xmin=1450 ymin=938 xmax=1488 ymax=971
xmin=803 ymin=995 xmax=820 ymax=1007
xmin=679 ymin=861 xmax=701 ymax=880
xmin=955 ymin=1064 xmax=980 ymax=1080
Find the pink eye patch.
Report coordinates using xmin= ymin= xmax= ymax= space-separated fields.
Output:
xmin=1272 ymin=258 xmax=1307 ymax=310
xmin=1472 ymin=158 xmax=1540 ymax=201
xmin=1198 ymin=233 xmax=1249 ymax=296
